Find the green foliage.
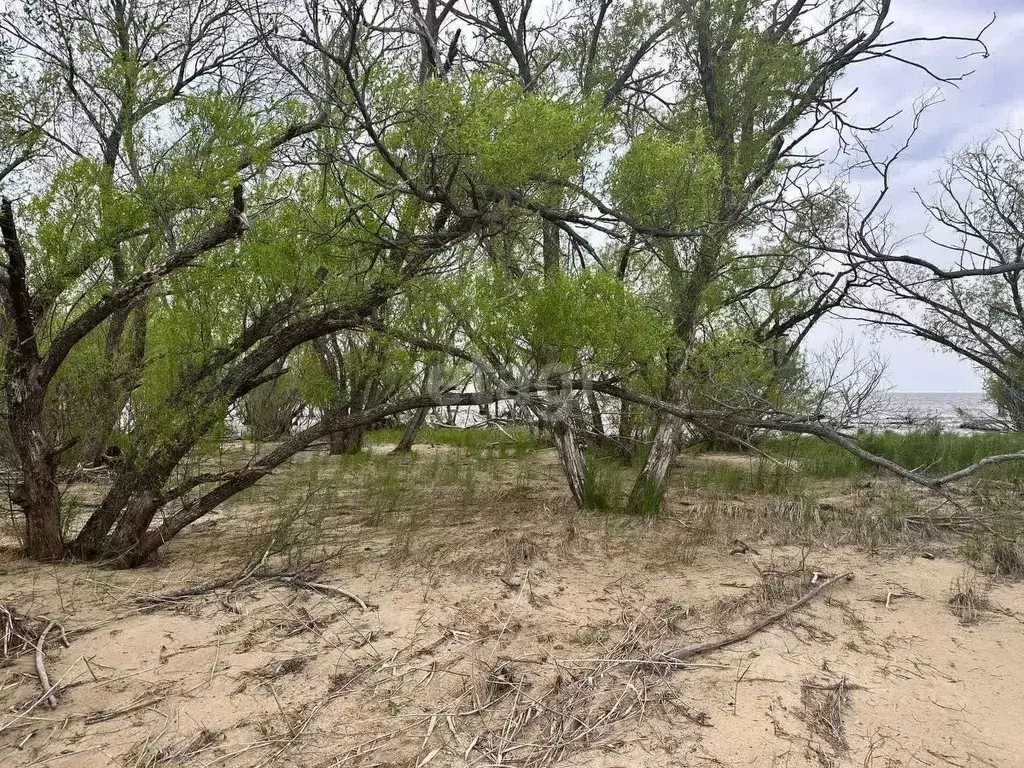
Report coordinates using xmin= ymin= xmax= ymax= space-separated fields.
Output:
xmin=413 ymin=76 xmax=609 ymax=192
xmin=609 ymin=129 xmax=722 ymax=230
xmin=674 ymin=1 xmax=816 ymax=184
xmin=769 ymin=431 xmax=1024 ymax=481
xmin=466 ymin=265 xmax=669 ymax=372
xmin=682 ymin=454 xmax=801 ymax=495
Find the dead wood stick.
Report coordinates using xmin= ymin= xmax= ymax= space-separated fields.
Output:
xmin=138 ymin=574 xmax=244 ymax=605
xmin=664 ymin=572 xmax=853 ymax=662
xmin=282 ymin=579 xmax=369 ymax=610
xmin=34 ymin=621 xmax=58 ymax=709
xmin=84 ymin=695 xmax=165 ymax=724
xmin=137 ymin=552 xmax=272 ymax=606
xmin=138 ymin=569 xmax=370 ymax=612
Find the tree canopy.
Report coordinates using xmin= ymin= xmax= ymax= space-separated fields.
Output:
xmin=0 ymin=0 xmax=1006 ymax=564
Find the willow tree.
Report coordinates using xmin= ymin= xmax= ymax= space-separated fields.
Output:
xmin=280 ymin=0 xmax=653 ymax=501
xmin=0 ymin=0 xmax=281 ymax=468
xmin=605 ymin=0 xmax=988 ymax=512
xmin=0 ymin=0 xmax=390 ymax=562
xmin=2 ymin=0 xmax=638 ymax=563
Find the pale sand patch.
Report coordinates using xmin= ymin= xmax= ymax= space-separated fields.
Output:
xmin=1 ymin=450 xmax=1021 ymax=768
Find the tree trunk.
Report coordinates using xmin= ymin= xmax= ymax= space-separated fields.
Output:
xmin=394 ymin=366 xmax=436 ymax=453
xmin=14 ymin=418 xmax=64 ymax=561
xmin=551 ymin=420 xmax=586 ymax=507
xmin=8 ymin=391 xmax=63 ymax=559
xmin=618 ymin=398 xmax=632 ymax=442
xmin=71 ymin=470 xmax=137 ymax=557
xmin=586 ymin=389 xmax=605 ymax=436
xmin=535 ymin=215 xmax=591 ymax=505
xmin=624 ymin=228 xmax=725 ymax=513
xmin=625 ymin=413 xmax=682 ymax=515
xmin=2 ymin=198 xmax=64 ymax=560
xmin=329 ymin=425 xmax=365 ymax=455
xmin=21 ymin=479 xmax=63 ymax=560
xmin=393 ymin=407 xmax=429 ymax=453
xmin=106 ymin=490 xmax=161 ymax=561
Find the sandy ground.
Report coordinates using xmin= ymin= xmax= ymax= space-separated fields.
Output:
xmin=1 ymin=446 xmax=1023 ymax=768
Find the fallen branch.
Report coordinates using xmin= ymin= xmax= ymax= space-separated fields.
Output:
xmin=278 ymin=577 xmax=370 ymax=611
xmin=664 ymin=572 xmax=853 ymax=662
xmin=590 ymin=381 xmax=1024 ymax=492
xmin=84 ymin=695 xmax=165 ymax=724
xmin=138 ymin=567 xmax=370 ymax=612
xmin=34 ymin=621 xmax=58 ymax=709
xmin=138 ymin=573 xmax=246 ymax=605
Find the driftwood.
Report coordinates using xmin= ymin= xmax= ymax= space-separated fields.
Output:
xmin=34 ymin=621 xmax=58 ymax=709
xmin=664 ymin=572 xmax=853 ymax=662
xmin=137 ymin=564 xmax=370 ymax=612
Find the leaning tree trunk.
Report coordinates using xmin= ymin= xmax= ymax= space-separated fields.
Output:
xmin=393 ymin=406 xmax=429 ymax=453
xmin=72 ymin=469 xmax=138 ymax=557
xmin=625 ymin=413 xmax=682 ymax=515
xmin=393 ymin=366 xmax=437 ymax=453
xmin=550 ymin=418 xmax=586 ymax=506
xmin=625 ymin=231 xmax=724 ymax=514
xmin=535 ymin=218 xmax=591 ymax=506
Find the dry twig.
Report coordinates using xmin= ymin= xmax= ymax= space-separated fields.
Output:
xmin=665 ymin=572 xmax=853 ymax=662
xmin=137 ymin=565 xmax=370 ymax=612
xmin=34 ymin=621 xmax=58 ymax=709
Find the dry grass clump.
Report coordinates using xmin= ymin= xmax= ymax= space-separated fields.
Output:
xmin=801 ymin=677 xmax=852 ymax=751
xmin=991 ymin=538 xmax=1024 ymax=579
xmin=469 ymin=611 xmax=664 ymax=768
xmin=472 ymin=660 xmax=523 ymax=710
xmin=502 ymin=534 xmax=539 ymax=570
xmin=248 ymin=655 xmax=309 ymax=680
xmin=948 ymin=572 xmax=992 ymax=625
xmin=752 ymin=563 xmax=814 ymax=607
xmin=0 ymin=603 xmax=48 ymax=665
xmin=125 ymin=728 xmax=221 ymax=768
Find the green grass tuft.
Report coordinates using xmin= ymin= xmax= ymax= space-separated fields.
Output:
xmin=581 ymin=458 xmax=624 ymax=511
xmin=765 ymin=431 xmax=1024 ymax=481
xmin=366 ymin=425 xmax=546 ymax=455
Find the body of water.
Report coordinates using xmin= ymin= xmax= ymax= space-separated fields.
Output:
xmin=854 ymin=392 xmax=994 ymax=431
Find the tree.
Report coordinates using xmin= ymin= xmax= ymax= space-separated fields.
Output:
xmin=602 ymin=0 xmax=987 ymax=512
xmin=0 ymin=0 xmax=631 ymax=563
xmin=0 ymin=0 xmax=1001 ymax=567
xmin=854 ymin=131 xmax=1024 ymax=428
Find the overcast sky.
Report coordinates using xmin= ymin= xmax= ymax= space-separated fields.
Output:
xmin=811 ymin=1 xmax=1024 ymax=393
